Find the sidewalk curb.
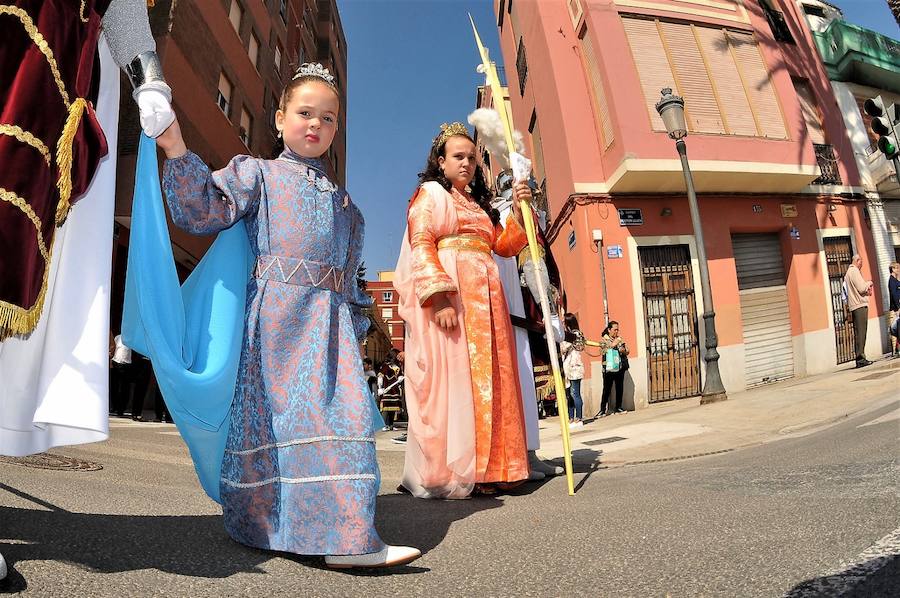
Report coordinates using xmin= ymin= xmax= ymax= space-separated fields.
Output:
xmin=537 ymin=363 xmax=899 ymax=469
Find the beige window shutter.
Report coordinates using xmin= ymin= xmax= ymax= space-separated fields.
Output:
xmin=579 ymin=28 xmax=615 ymax=148
xmin=728 ymin=31 xmax=788 ymax=139
xmin=793 ymin=79 xmax=826 ymax=145
xmin=622 ymin=17 xmax=676 ymax=132
xmin=694 ymin=27 xmax=758 ymax=137
xmin=658 ymin=22 xmax=726 ymax=135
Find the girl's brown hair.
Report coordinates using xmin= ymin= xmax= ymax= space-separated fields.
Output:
xmin=278 ymin=75 xmax=340 ymax=111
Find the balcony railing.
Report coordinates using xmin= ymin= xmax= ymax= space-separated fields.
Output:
xmin=812 ymin=143 xmax=842 ymax=185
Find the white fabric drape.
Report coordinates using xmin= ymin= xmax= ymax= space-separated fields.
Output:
xmin=0 ymin=38 xmax=119 ymax=456
xmin=494 ymin=203 xmax=540 ymax=451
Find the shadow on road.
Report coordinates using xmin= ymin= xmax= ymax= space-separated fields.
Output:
xmin=0 ymin=482 xmax=506 ymax=585
xmin=373 ymin=492 xmax=503 ymax=556
xmin=0 ymin=505 xmax=265 ymax=583
xmin=540 ymin=448 xmax=606 ymax=494
xmin=783 ymin=554 xmax=900 ymax=598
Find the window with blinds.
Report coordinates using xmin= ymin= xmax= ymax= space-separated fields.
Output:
xmin=579 ymin=25 xmax=615 ymax=149
xmin=792 ymin=78 xmax=825 ymax=145
xmin=622 ymin=17 xmax=788 ymax=139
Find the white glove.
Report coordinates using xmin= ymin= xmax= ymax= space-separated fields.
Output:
xmin=135 ymin=88 xmax=175 ymax=138
xmin=510 ymin=151 xmax=532 ymax=184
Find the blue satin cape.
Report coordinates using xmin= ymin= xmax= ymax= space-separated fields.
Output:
xmin=122 ymin=134 xmax=252 ymax=503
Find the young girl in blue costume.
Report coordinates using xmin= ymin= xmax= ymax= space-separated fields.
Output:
xmin=154 ymin=63 xmax=420 ymax=569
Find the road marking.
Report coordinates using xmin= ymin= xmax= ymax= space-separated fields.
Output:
xmin=784 ymin=526 xmax=900 ymax=597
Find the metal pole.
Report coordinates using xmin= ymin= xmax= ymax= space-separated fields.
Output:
xmin=893 ymin=156 xmax=900 ymax=185
xmin=676 ymin=140 xmax=727 ymax=403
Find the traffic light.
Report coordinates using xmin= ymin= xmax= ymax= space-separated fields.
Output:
xmin=863 ymin=96 xmax=899 ymax=160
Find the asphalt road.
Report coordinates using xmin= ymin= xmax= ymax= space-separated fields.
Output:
xmin=1 ymin=390 xmax=897 ymax=597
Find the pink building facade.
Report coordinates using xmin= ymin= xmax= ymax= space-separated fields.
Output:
xmin=492 ymin=0 xmax=884 ymax=412
xmin=366 ymin=272 xmax=405 ymax=353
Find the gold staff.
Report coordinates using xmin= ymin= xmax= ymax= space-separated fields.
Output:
xmin=469 ymin=15 xmax=575 ymax=496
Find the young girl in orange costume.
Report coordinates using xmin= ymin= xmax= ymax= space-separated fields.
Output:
xmin=395 ymin=123 xmax=534 ymax=498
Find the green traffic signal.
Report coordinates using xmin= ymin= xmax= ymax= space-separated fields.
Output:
xmin=864 ymin=96 xmax=900 ymax=159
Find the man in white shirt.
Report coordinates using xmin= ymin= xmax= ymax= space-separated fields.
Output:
xmin=844 ymin=254 xmax=874 ymax=368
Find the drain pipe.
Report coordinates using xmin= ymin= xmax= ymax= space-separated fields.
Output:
xmin=592 ymin=229 xmax=610 ymax=326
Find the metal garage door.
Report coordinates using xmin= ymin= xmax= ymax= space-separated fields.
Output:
xmin=732 ymin=233 xmax=794 ymax=386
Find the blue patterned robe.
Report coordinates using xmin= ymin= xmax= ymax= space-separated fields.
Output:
xmin=163 ymin=148 xmax=384 ymax=556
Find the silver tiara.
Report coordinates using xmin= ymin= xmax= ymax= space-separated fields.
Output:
xmin=292 ymin=62 xmax=335 ymax=83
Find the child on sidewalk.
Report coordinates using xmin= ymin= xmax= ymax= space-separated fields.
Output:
xmin=153 ymin=63 xmax=418 ymax=568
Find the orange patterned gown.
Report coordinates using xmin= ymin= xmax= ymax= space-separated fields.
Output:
xmin=395 ymin=181 xmax=529 ymax=498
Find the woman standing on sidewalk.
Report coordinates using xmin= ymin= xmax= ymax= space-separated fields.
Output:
xmin=598 ymin=321 xmax=629 ymax=417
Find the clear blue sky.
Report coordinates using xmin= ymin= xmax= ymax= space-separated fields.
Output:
xmin=338 ymin=0 xmax=501 ymax=276
xmin=338 ymin=0 xmax=899 ymax=275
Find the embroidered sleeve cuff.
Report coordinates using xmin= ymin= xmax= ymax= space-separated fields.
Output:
xmin=417 ymin=280 xmax=457 ymax=306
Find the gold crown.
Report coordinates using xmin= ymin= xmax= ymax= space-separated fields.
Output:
xmin=436 ymin=122 xmax=470 ymax=146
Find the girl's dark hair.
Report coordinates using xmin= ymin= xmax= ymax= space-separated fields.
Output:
xmin=418 ymin=135 xmax=499 ymax=225
xmin=564 ymin=313 xmax=580 ymax=342
xmin=601 ymin=320 xmax=620 ymax=337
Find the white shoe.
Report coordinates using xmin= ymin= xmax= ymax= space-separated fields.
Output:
xmin=0 ymin=551 xmax=6 ymax=580
xmin=324 ymin=545 xmax=421 ymax=569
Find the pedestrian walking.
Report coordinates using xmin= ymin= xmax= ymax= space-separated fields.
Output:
xmin=363 ymin=358 xmax=377 ymax=396
xmin=394 ymin=122 xmax=532 ymax=498
xmin=844 ymin=255 xmax=874 ymax=367
xmin=597 ymin=321 xmax=629 ymax=417
xmin=149 ymin=62 xmax=418 ymax=568
xmin=888 ymin=262 xmax=900 ymax=357
xmin=109 ymin=332 xmax=133 ymax=416
xmin=377 ymin=350 xmax=403 ymax=431
xmin=391 ymin=351 xmax=410 ymax=444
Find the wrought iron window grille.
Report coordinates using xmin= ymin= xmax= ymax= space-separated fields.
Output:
xmin=812 ymin=143 xmax=842 ymax=185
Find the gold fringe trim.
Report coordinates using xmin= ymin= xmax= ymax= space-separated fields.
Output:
xmin=0 ymin=188 xmax=50 ymax=261
xmin=0 ymin=187 xmax=51 ymax=339
xmin=55 ymin=98 xmax=87 ymax=226
xmin=79 ymin=0 xmax=88 ymax=22
xmin=0 ymin=124 xmax=51 ymax=164
xmin=0 ymin=5 xmax=70 ymax=106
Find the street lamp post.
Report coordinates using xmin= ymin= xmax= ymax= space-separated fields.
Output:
xmin=655 ymin=88 xmax=727 ymax=404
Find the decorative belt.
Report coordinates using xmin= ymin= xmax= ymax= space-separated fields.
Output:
xmin=254 ymin=255 xmax=346 ymax=293
xmin=437 ymin=234 xmax=491 ymax=254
